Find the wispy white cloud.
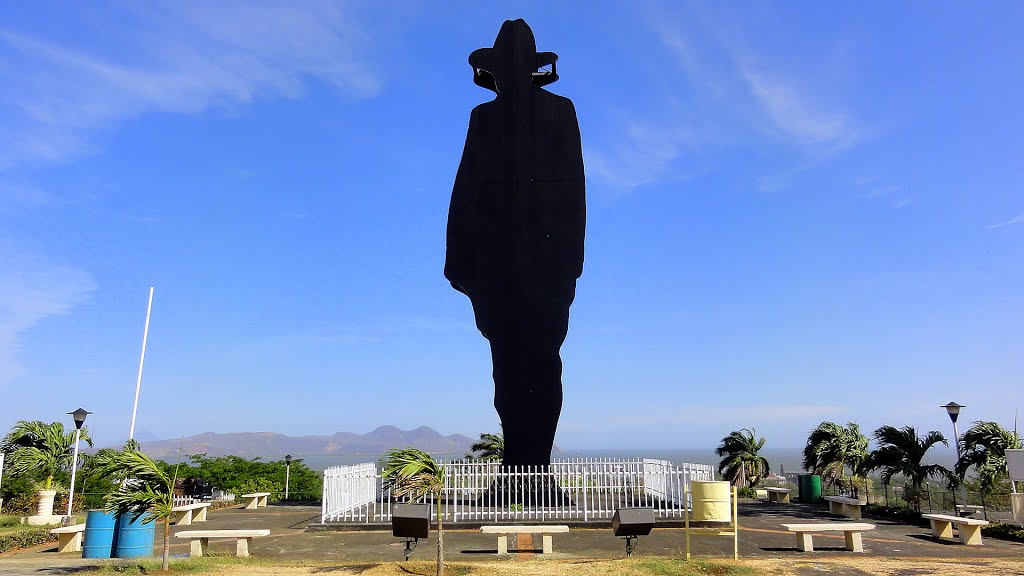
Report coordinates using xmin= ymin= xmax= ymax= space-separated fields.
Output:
xmin=586 ymin=121 xmax=688 ymax=190
xmin=852 ymin=180 xmax=915 ymax=209
xmin=589 ymin=5 xmax=860 ymax=191
xmin=0 ymin=247 xmax=96 ymax=385
xmin=0 ymin=0 xmax=382 ymax=168
xmin=857 ymin=184 xmax=904 ymax=199
xmin=742 ymin=70 xmax=854 ymax=148
xmin=0 ymin=182 xmax=52 ymax=211
xmin=986 ymin=212 xmax=1024 ymax=229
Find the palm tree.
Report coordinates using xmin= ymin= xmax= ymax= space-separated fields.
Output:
xmin=955 ymin=421 xmax=1022 ymax=493
xmin=465 ymin=432 xmax=504 ymax=461
xmin=864 ymin=425 xmax=957 ymax=510
xmin=381 ymin=448 xmax=446 ymax=576
xmin=89 ymin=442 xmax=179 ymax=572
xmin=3 ymin=420 xmax=93 ymax=517
xmin=2 ymin=420 xmax=93 ymax=491
xmin=715 ymin=429 xmax=770 ymax=487
xmin=802 ymin=421 xmax=869 ymax=490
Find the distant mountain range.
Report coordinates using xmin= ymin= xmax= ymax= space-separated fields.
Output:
xmin=138 ymin=426 xmax=477 ymax=460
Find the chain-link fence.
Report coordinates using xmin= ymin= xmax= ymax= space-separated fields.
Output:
xmin=817 ymin=480 xmax=1015 ymax=522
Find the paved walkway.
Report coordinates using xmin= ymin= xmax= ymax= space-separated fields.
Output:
xmin=1 ymin=500 xmax=1020 ymax=574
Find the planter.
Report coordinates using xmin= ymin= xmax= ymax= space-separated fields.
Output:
xmin=20 ymin=490 xmax=63 ymax=525
xmin=35 ymin=490 xmax=57 ymax=517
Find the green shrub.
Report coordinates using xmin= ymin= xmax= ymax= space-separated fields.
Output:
xmin=0 ymin=515 xmax=21 ymax=528
xmin=736 ymin=487 xmax=757 ymax=499
xmin=982 ymin=523 xmax=1024 ymax=543
xmin=0 ymin=528 xmax=56 ymax=554
xmin=157 ymin=454 xmax=321 ymax=501
xmin=237 ymin=478 xmax=283 ymax=500
xmin=863 ymin=504 xmax=929 ymax=526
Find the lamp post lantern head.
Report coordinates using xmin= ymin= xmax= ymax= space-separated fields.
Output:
xmin=68 ymin=408 xmax=92 ymax=430
xmin=285 ymin=454 xmax=292 ymax=464
xmin=942 ymin=402 xmax=965 ymax=424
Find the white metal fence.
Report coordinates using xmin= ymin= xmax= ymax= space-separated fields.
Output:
xmin=321 ymin=458 xmax=715 ymax=524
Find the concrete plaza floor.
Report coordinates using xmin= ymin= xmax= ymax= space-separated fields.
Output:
xmin=1 ymin=500 xmax=1021 ymax=574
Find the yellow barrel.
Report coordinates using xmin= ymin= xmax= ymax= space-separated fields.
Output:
xmin=691 ymin=481 xmax=732 ymax=522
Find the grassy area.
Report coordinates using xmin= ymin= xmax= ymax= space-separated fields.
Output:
xmin=633 ymin=559 xmax=755 ymax=576
xmin=84 ymin=558 xmax=757 ymax=576
xmin=92 ymin=557 xmax=251 ymax=573
xmin=68 ymin=557 xmax=1024 ymax=576
xmin=0 ymin=513 xmax=85 ymax=534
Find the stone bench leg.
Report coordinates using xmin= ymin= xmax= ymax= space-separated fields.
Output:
xmin=930 ymin=519 xmax=953 ymax=539
xmin=844 ymin=531 xmax=864 ymax=552
xmin=542 ymin=534 xmax=553 ymax=554
xmin=244 ymin=498 xmax=258 ymax=510
xmin=195 ymin=507 xmax=207 ymax=522
xmin=258 ymin=495 xmax=268 ymax=508
xmin=781 ymin=492 xmax=790 ymax=503
xmin=848 ymin=505 xmax=861 ymax=520
xmin=796 ymin=533 xmax=814 ymax=552
xmin=190 ymin=538 xmax=209 ymax=557
xmin=496 ymin=535 xmax=508 ymax=555
xmin=57 ymin=532 xmax=82 ymax=553
xmin=958 ymin=524 xmax=983 ymax=546
xmin=236 ymin=537 xmax=252 ymax=557
xmin=175 ymin=510 xmax=193 ymax=526
xmin=829 ymin=500 xmax=840 ymax=514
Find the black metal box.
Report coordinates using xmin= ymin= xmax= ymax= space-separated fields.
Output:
xmin=612 ymin=507 xmax=655 ymax=536
xmin=392 ymin=503 xmax=431 ymax=538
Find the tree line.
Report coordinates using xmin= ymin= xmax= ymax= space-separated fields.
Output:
xmin=715 ymin=420 xmax=1021 ymax=508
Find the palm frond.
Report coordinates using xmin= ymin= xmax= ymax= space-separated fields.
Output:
xmin=1 ymin=420 xmax=91 ymax=483
xmin=381 ymin=448 xmax=445 ymax=501
xmin=466 ymin=433 xmax=504 ymax=461
xmin=867 ymin=424 xmax=953 ymax=501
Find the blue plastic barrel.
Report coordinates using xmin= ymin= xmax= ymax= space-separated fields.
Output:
xmin=115 ymin=513 xmax=155 ymax=558
xmin=82 ymin=510 xmax=118 ymax=558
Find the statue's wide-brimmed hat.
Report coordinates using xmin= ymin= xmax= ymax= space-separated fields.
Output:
xmin=469 ymin=19 xmax=558 ymax=92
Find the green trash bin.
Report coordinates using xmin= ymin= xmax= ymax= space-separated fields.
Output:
xmin=799 ymin=474 xmax=822 ymax=503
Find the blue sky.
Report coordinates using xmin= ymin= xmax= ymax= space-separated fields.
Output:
xmin=1 ymin=1 xmax=1021 ymax=454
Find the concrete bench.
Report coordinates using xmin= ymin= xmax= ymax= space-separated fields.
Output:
xmin=50 ymin=524 xmax=85 ymax=553
xmin=781 ymin=522 xmax=876 ymax=552
xmin=955 ymin=504 xmax=984 ymax=518
xmin=240 ymin=492 xmax=270 ymax=510
xmin=480 ymin=525 xmax=569 ymax=554
xmin=824 ymin=495 xmax=866 ymax=519
xmin=171 ymin=502 xmax=211 ymax=525
xmin=174 ymin=529 xmax=270 ymax=557
xmin=764 ymin=487 xmax=791 ymax=503
xmin=921 ymin=513 xmax=989 ymax=546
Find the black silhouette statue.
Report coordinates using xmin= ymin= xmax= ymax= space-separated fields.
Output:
xmin=445 ymin=19 xmax=585 ymax=468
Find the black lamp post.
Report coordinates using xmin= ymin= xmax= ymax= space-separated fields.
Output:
xmin=942 ymin=402 xmax=967 ymax=509
xmin=284 ymin=454 xmax=292 ymax=501
xmin=66 ymin=408 xmax=91 ymax=517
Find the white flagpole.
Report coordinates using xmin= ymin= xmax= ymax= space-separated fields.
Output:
xmin=128 ymin=287 xmax=155 ymax=441
xmin=0 ymin=452 xmax=6 ymax=511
